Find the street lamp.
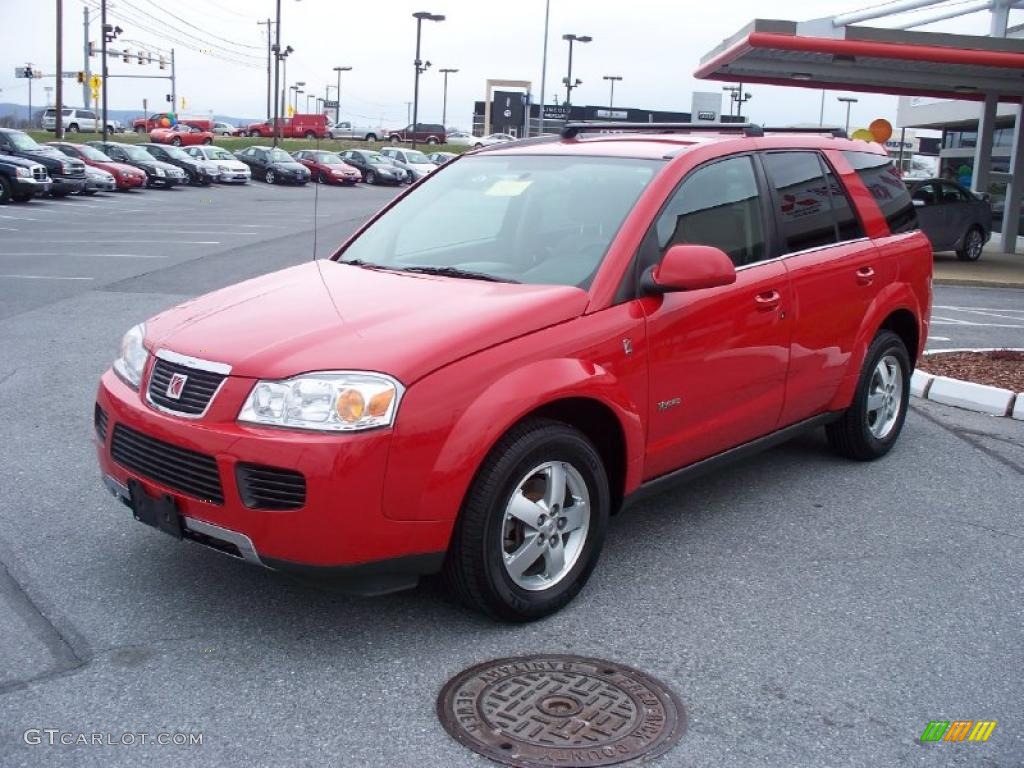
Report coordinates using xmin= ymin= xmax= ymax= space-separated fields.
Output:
xmin=306 ymin=92 xmax=315 ymax=113
xmin=293 ymin=88 xmax=304 ymax=114
xmin=332 ymin=65 xmax=352 ymax=125
xmin=271 ymin=0 xmax=301 ymax=146
xmin=411 ymin=11 xmax=445 ymax=149
xmin=439 ymin=67 xmax=458 ymax=128
xmin=723 ymin=83 xmax=751 ymax=120
xmin=602 ymin=75 xmax=622 ymax=109
xmin=561 ymin=33 xmax=591 ymax=107
xmin=837 ymin=95 xmax=858 ymax=134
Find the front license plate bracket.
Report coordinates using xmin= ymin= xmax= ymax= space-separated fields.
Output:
xmin=128 ymin=478 xmax=183 ymax=540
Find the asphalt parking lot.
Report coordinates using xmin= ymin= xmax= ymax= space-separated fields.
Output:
xmin=0 ymin=184 xmax=1021 ymax=768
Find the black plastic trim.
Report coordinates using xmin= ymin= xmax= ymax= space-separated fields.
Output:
xmin=262 ymin=551 xmax=447 ymax=597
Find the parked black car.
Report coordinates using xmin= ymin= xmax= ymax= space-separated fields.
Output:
xmin=234 ymin=146 xmax=310 ymax=184
xmin=339 ymin=149 xmax=408 ymax=185
xmin=140 ymin=143 xmax=216 ymax=185
xmin=0 ymin=154 xmax=51 ymax=203
xmin=0 ymin=128 xmax=85 ymax=196
xmin=909 ymin=178 xmax=992 ymax=261
xmin=87 ymin=141 xmax=187 ymax=188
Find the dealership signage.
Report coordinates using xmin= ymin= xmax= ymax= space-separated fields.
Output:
xmin=595 ymin=109 xmax=628 ymax=119
xmin=542 ymin=104 xmax=570 ymax=120
xmin=697 ymin=110 xmax=717 ymax=121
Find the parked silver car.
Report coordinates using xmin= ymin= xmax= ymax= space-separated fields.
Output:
xmin=79 ymin=165 xmax=117 ymax=194
xmin=378 ymin=146 xmax=436 ymax=182
xmin=41 ymin=108 xmax=117 ymax=134
xmin=185 ymin=145 xmax=251 ymax=183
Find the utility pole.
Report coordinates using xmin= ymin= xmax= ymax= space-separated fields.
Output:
xmin=273 ymin=0 xmax=281 ymax=145
xmin=55 ymin=0 xmax=63 ymax=138
xmin=538 ymin=0 xmax=550 ymax=136
xmin=439 ymin=67 xmax=458 ymax=127
xmin=101 ymin=0 xmax=107 ymax=139
xmin=82 ymin=5 xmax=91 ymax=110
xmin=411 ymin=11 xmax=444 ymax=150
xmin=170 ymin=48 xmax=176 ymax=112
xmin=258 ymin=18 xmax=272 ymax=121
xmin=333 ymin=66 xmax=351 ymax=125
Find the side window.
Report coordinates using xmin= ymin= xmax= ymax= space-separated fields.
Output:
xmin=653 ymin=155 xmax=766 ymax=268
xmin=761 ymin=151 xmax=837 ymax=254
xmin=821 ymin=158 xmax=865 ymax=242
xmin=911 ymin=183 xmax=938 ymax=207
xmin=941 ymin=183 xmax=968 ymax=203
xmin=841 ymin=150 xmax=918 ymax=234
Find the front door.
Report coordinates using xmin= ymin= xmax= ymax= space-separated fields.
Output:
xmin=642 ymin=154 xmax=793 ymax=478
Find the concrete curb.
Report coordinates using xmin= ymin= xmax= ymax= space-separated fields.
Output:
xmin=911 ymin=349 xmax=1023 ymax=420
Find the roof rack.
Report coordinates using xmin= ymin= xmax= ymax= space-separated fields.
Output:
xmin=559 ymin=122 xmax=848 ymax=140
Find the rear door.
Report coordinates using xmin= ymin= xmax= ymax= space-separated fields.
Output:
xmin=760 ymin=150 xmax=889 ymax=426
xmin=642 ymin=153 xmax=794 ymax=477
xmin=937 ymin=182 xmax=974 ymax=247
xmin=910 ymin=182 xmax=952 ymax=250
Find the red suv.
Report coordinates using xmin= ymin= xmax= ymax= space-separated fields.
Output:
xmin=94 ymin=124 xmax=931 ymax=621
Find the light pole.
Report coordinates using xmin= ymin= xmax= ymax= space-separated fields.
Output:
xmin=293 ymin=80 xmax=305 ymax=113
xmin=275 ymin=45 xmax=292 ymax=143
xmin=538 ymin=0 xmax=550 ymax=136
xmin=439 ymin=67 xmax=458 ymax=127
xmin=561 ymin=34 xmax=591 ymax=107
xmin=271 ymin=0 xmax=300 ymax=146
xmin=602 ymin=75 xmax=622 ymax=109
xmin=332 ymin=65 xmax=351 ymax=125
xmin=722 ymin=85 xmax=739 ymax=118
xmin=837 ymin=96 xmax=858 ymax=134
xmin=411 ymin=11 xmax=445 ymax=149
xmin=306 ymin=92 xmax=315 ymax=113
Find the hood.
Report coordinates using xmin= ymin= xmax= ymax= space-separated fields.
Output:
xmin=145 ymin=260 xmax=588 ymax=384
xmin=24 ymin=147 xmax=83 ymax=168
xmin=327 ymin=163 xmax=358 ymax=172
xmin=272 ymin=161 xmax=308 ymax=172
xmin=0 ymin=154 xmax=43 ymax=170
xmin=151 ymin=159 xmax=182 ymax=172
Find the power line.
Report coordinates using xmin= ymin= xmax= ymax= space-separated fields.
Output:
xmin=133 ymin=0 xmax=262 ymax=50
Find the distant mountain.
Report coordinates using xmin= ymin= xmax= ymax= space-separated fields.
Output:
xmin=0 ymin=102 xmax=259 ymax=128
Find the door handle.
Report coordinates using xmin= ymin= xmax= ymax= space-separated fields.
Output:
xmin=856 ymin=266 xmax=875 ymax=285
xmin=754 ymin=290 xmax=781 ymax=311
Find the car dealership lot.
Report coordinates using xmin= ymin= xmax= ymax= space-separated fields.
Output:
xmin=0 ymin=187 xmax=1021 ymax=767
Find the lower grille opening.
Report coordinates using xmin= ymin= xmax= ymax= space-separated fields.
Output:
xmin=94 ymin=403 xmax=109 ymax=442
xmin=183 ymin=527 xmax=242 ymax=559
xmin=110 ymin=424 xmax=224 ymax=505
xmin=236 ymin=463 xmax=306 ymax=510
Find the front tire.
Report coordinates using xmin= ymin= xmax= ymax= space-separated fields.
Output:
xmin=366 ymin=170 xmax=376 ymax=185
xmin=957 ymin=226 xmax=984 ymax=262
xmin=304 ymin=131 xmax=316 ymax=139
xmin=826 ymin=330 xmax=911 ymax=461
xmin=442 ymin=418 xmax=610 ymax=622
xmin=67 ymin=123 xmax=79 ymax=133
xmin=171 ymin=137 xmax=182 ymax=146
xmin=0 ymin=176 xmax=11 ymax=203
xmin=265 ymin=169 xmax=276 ymax=184
xmin=365 ymin=133 xmax=377 ymax=142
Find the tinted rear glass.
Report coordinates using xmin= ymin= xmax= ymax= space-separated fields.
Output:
xmin=841 ymin=151 xmax=918 ymax=234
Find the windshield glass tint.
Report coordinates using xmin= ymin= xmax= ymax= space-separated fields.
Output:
xmin=122 ymin=146 xmax=153 ymax=161
xmin=78 ymin=145 xmax=111 ymax=161
xmin=8 ymin=132 xmax=41 ymax=150
xmin=367 ymin=154 xmax=389 ymax=164
xmin=405 ymin=150 xmax=429 ymax=164
xmin=318 ymin=153 xmax=343 ymax=164
xmin=163 ymin=146 xmax=190 ymax=160
xmin=268 ymin=149 xmax=293 ymax=162
xmin=336 ymin=155 xmax=661 ymax=288
xmin=209 ymin=148 xmax=233 ymax=160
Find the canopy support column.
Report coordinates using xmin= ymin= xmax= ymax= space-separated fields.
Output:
xmin=1000 ymin=105 xmax=1024 ymax=252
xmin=972 ymin=93 xmax=998 ymax=196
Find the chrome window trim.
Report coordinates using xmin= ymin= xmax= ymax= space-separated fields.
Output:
xmin=735 ymin=236 xmax=872 ymax=272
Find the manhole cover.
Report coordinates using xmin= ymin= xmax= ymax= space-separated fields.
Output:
xmin=437 ymin=654 xmax=685 ymax=768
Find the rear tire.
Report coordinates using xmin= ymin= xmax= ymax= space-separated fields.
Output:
xmin=67 ymin=124 xmax=79 ymax=133
xmin=427 ymin=136 xmax=439 ymax=145
xmin=249 ymin=130 xmax=259 ymax=138
xmin=135 ymin=126 xmax=147 ymax=134
xmin=365 ymin=133 xmax=377 ymax=142
xmin=956 ymin=226 xmax=984 ymax=262
xmin=304 ymin=130 xmax=316 ymax=139
xmin=826 ymin=330 xmax=911 ymax=461
xmin=442 ymin=418 xmax=609 ymax=622
xmin=171 ymin=137 xmax=182 ymax=146
xmin=203 ymin=138 xmax=213 ymax=145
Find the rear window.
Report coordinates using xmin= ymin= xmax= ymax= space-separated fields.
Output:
xmin=841 ymin=151 xmax=918 ymax=235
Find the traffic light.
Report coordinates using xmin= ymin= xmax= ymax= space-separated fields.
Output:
xmin=166 ymin=94 xmax=172 ymax=103
xmin=122 ymin=49 xmax=130 ymax=63
xmin=88 ymin=41 xmax=96 ymax=57
xmin=77 ymin=71 xmax=85 ymax=84
xmin=20 ymin=66 xmax=33 ymax=78
xmin=138 ymin=50 xmax=145 ymax=65
xmin=158 ymin=55 xmax=166 ymax=70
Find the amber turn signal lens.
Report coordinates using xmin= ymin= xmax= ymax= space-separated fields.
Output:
xmin=336 ymin=389 xmax=365 ymax=422
xmin=368 ymin=389 xmax=395 ymax=417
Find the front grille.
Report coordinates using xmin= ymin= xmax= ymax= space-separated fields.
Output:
xmin=111 ymin=424 xmax=224 ymax=504
xmin=32 ymin=166 xmax=47 ymax=182
xmin=94 ymin=403 xmax=108 ymax=442
xmin=236 ymin=463 xmax=306 ymax=510
xmin=147 ymin=357 xmax=226 ymax=416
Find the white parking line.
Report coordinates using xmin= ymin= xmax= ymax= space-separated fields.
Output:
xmin=928 ymin=336 xmax=951 ymax=341
xmin=934 ymin=305 xmax=1024 ymax=313
xmin=0 ymin=274 xmax=94 ymax=281
xmin=931 ymin=317 xmax=1024 ymax=328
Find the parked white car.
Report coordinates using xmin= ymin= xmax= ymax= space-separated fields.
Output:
xmin=378 ymin=146 xmax=437 ymax=182
xmin=212 ymin=122 xmax=237 ymax=136
xmin=472 ymin=132 xmax=517 ymax=148
xmin=445 ymin=130 xmax=475 ymax=147
xmin=327 ymin=121 xmax=385 ymax=142
xmin=41 ymin=107 xmax=118 ymax=134
xmin=185 ymin=145 xmax=251 ymax=183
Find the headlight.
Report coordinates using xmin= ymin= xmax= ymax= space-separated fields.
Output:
xmin=218 ymin=164 xmax=232 ymax=172
xmin=154 ymin=167 xmax=165 ymax=176
xmin=112 ymin=323 xmax=149 ymax=390
xmin=61 ymin=163 xmax=73 ymax=174
xmin=15 ymin=167 xmax=31 ymax=178
xmin=238 ymin=372 xmax=403 ymax=432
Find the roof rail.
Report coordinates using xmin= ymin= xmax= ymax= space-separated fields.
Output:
xmin=559 ymin=122 xmax=849 ymax=140
xmin=560 ymin=122 xmax=764 ymax=139
xmin=471 ymin=133 xmax=562 ymax=153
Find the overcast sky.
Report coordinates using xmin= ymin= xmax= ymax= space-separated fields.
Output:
xmin=0 ymin=0 xmax=1001 ymax=129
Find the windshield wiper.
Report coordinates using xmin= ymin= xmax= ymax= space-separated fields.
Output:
xmin=338 ymin=258 xmax=400 ymax=272
xmin=394 ymin=265 xmax=519 ymax=283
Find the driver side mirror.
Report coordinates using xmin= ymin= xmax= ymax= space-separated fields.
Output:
xmin=641 ymin=244 xmax=737 ymax=294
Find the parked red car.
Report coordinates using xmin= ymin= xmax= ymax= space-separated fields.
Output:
xmin=48 ymin=141 xmax=147 ymax=190
xmin=149 ymin=125 xmax=215 ymax=147
xmin=291 ymin=149 xmax=362 ymax=185
xmin=133 ymin=114 xmax=213 ymax=133
xmin=245 ymin=114 xmax=328 ymax=139
xmin=94 ymin=125 xmax=931 ymax=621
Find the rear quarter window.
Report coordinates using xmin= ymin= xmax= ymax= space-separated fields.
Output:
xmin=841 ymin=150 xmax=918 ymax=235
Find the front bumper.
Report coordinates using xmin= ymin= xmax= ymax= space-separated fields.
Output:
xmin=84 ymin=177 xmax=117 ymax=193
xmin=94 ymin=368 xmax=450 ymax=590
xmin=147 ymin=174 xmax=182 ymax=187
xmin=50 ymin=176 xmax=86 ymax=195
xmin=115 ymin=173 xmax=146 ymax=190
xmin=218 ymin=171 xmax=250 ymax=183
xmin=11 ymin=177 xmax=51 ymax=197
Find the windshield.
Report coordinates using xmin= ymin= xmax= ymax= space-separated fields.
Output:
xmin=8 ymin=132 xmax=41 ymax=150
xmin=405 ymin=150 xmax=430 ymax=164
xmin=162 ymin=146 xmax=191 ymax=161
xmin=367 ymin=154 xmax=390 ymax=164
xmin=208 ymin=148 xmax=233 ymax=160
xmin=335 ymin=155 xmax=661 ymax=287
xmin=78 ymin=145 xmax=112 ymax=161
xmin=121 ymin=145 xmax=154 ymax=162
xmin=317 ymin=152 xmax=344 ymax=164
xmin=267 ymin=149 xmax=293 ymax=162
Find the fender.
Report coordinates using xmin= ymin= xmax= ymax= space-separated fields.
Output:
xmin=382 ymin=355 xmax=646 ymax=523
xmin=829 ymin=281 xmax=923 ymax=411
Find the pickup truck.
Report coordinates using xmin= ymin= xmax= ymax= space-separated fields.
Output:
xmin=245 ymin=114 xmax=328 ymax=139
xmin=327 ymin=121 xmax=385 ymax=142
xmin=0 ymin=128 xmax=86 ymax=197
xmin=0 ymin=154 xmax=51 ymax=202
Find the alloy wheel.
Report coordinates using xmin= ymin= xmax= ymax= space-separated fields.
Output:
xmin=866 ymin=354 xmax=903 ymax=440
xmin=500 ymin=461 xmax=590 ymax=591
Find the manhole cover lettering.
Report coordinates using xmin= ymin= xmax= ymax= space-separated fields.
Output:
xmin=438 ymin=655 xmax=685 ymax=767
